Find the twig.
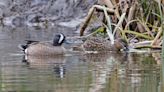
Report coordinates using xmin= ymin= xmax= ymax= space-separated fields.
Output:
xmin=151 ymin=27 xmax=162 ymax=46
xmin=124 ymin=30 xmax=153 ymax=40
xmin=80 ymin=6 xmax=95 ymax=36
xmin=98 ymin=0 xmax=114 ymax=8
xmin=127 ymin=1 xmax=137 ymax=22
xmin=138 ymin=19 xmax=154 ymax=38
xmin=80 ymin=5 xmax=115 ymax=36
xmin=134 ymin=45 xmax=162 ymax=49
xmin=113 ymin=13 xmax=126 ymax=35
xmin=102 ymin=5 xmax=114 ymax=44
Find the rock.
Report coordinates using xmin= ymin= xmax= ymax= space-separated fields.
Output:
xmin=58 ymin=19 xmax=84 ymax=28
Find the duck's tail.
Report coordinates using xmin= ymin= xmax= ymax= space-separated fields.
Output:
xmin=18 ymin=44 xmax=28 ymax=51
xmin=18 ymin=40 xmax=38 ymax=51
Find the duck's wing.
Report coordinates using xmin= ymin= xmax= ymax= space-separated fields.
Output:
xmin=18 ymin=40 xmax=39 ymax=51
xmin=18 ymin=44 xmax=28 ymax=51
xmin=25 ymin=40 xmax=39 ymax=45
xmin=18 ymin=39 xmax=52 ymax=52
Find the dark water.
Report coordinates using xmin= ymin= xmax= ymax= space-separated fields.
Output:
xmin=0 ymin=27 xmax=162 ymax=92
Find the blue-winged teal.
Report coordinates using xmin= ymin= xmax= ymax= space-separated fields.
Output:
xmin=19 ymin=33 xmax=66 ymax=56
xmin=73 ymin=37 xmax=128 ymax=52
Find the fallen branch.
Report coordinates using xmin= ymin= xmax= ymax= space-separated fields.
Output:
xmin=134 ymin=45 xmax=162 ymax=49
xmin=80 ymin=5 xmax=114 ymax=36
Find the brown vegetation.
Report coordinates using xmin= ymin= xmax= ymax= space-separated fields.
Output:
xmin=79 ymin=0 xmax=163 ymax=50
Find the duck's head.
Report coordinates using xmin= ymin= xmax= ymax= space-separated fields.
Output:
xmin=114 ymin=39 xmax=129 ymax=51
xmin=53 ymin=33 xmax=65 ymax=46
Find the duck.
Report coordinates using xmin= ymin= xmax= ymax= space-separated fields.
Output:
xmin=73 ymin=37 xmax=128 ymax=52
xmin=19 ymin=33 xmax=66 ymax=56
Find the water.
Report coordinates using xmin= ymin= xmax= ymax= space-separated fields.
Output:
xmin=0 ymin=27 xmax=162 ymax=92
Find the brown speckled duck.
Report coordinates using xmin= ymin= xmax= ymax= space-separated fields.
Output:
xmin=73 ymin=37 xmax=128 ymax=52
xmin=19 ymin=33 xmax=66 ymax=56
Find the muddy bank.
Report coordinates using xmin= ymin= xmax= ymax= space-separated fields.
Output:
xmin=0 ymin=0 xmax=97 ymax=28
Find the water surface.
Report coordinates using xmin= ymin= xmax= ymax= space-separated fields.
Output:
xmin=0 ymin=27 xmax=162 ymax=92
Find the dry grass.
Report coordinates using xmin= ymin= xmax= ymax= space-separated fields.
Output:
xmin=79 ymin=0 xmax=163 ymax=50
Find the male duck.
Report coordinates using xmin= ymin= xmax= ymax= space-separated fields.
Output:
xmin=19 ymin=33 xmax=66 ymax=56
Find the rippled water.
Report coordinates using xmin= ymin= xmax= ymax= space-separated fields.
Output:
xmin=0 ymin=26 xmax=162 ymax=92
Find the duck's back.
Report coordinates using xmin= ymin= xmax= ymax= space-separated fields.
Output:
xmin=82 ymin=37 xmax=115 ymax=51
xmin=25 ymin=42 xmax=65 ymax=56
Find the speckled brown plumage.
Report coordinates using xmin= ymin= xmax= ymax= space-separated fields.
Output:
xmin=80 ymin=37 xmax=127 ymax=52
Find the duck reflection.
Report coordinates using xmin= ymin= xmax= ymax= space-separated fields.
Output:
xmin=22 ymin=55 xmax=66 ymax=78
xmin=78 ymin=52 xmax=128 ymax=92
xmin=53 ymin=64 xmax=66 ymax=78
xmin=81 ymin=52 xmax=128 ymax=63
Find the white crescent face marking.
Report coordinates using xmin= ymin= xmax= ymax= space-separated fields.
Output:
xmin=58 ymin=34 xmax=64 ymax=44
xmin=25 ymin=49 xmax=28 ymax=54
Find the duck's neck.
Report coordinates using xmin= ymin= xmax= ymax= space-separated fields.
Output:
xmin=53 ymin=43 xmax=61 ymax=46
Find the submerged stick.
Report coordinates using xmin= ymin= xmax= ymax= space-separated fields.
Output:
xmin=131 ymin=40 xmax=161 ymax=49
